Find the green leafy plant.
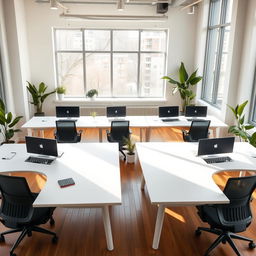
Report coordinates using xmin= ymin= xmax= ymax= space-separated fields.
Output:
xmin=86 ymin=89 xmax=98 ymax=98
xmin=90 ymin=111 xmax=97 ymax=118
xmin=56 ymin=86 xmax=66 ymax=94
xmin=228 ymin=100 xmax=256 ymax=147
xmin=0 ymin=98 xmax=23 ymax=143
xmin=162 ymin=62 xmax=202 ymax=111
xmin=124 ymin=136 xmax=136 ymax=155
xmin=26 ymin=82 xmax=56 ymax=114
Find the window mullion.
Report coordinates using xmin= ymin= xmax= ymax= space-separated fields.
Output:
xmin=82 ymin=29 xmax=86 ymax=96
xmin=137 ymin=30 xmax=141 ymax=97
xmin=111 ymin=30 xmax=113 ymax=97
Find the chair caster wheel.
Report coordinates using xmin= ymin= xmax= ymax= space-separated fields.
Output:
xmin=50 ymin=218 xmax=55 ymax=226
xmin=249 ymin=241 xmax=256 ymax=249
xmin=195 ymin=229 xmax=201 ymax=236
xmin=10 ymin=253 xmax=16 ymax=256
xmin=0 ymin=235 xmax=5 ymax=242
xmin=52 ymin=236 xmax=58 ymax=244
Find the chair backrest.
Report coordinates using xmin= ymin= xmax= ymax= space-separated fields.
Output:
xmin=189 ymin=120 xmax=210 ymax=141
xmin=110 ymin=121 xmax=130 ymax=142
xmin=56 ymin=120 xmax=77 ymax=142
xmin=0 ymin=175 xmax=35 ymax=225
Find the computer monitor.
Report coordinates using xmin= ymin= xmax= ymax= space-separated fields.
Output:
xmin=25 ymin=136 xmax=58 ymax=157
xmin=159 ymin=106 xmax=179 ymax=118
xmin=197 ymin=137 xmax=235 ymax=156
xmin=56 ymin=106 xmax=80 ymax=118
xmin=185 ymin=106 xmax=207 ymax=117
xmin=106 ymin=106 xmax=126 ymax=118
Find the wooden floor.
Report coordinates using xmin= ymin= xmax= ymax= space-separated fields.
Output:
xmin=1 ymin=127 xmax=256 ymax=256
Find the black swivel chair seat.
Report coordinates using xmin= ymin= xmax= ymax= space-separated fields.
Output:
xmin=195 ymin=175 xmax=256 ymax=256
xmin=55 ymin=120 xmax=82 ymax=143
xmin=106 ymin=120 xmax=131 ymax=161
xmin=0 ymin=175 xmax=57 ymax=256
xmin=182 ymin=120 xmax=211 ymax=142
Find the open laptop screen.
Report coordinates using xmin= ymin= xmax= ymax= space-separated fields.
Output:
xmin=185 ymin=106 xmax=207 ymax=117
xmin=25 ymin=136 xmax=58 ymax=157
xmin=106 ymin=106 xmax=126 ymax=117
xmin=197 ymin=137 xmax=235 ymax=156
xmin=159 ymin=106 xmax=179 ymax=118
xmin=56 ymin=106 xmax=80 ymax=118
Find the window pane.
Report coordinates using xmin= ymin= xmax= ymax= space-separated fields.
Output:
xmin=57 ymin=53 xmax=84 ymax=96
xmin=113 ymin=31 xmax=139 ymax=51
xmin=56 ymin=30 xmax=82 ymax=51
xmin=86 ymin=53 xmax=111 ymax=97
xmin=202 ymin=28 xmax=220 ymax=102
xmin=141 ymin=31 xmax=166 ymax=52
xmin=84 ymin=30 xmax=110 ymax=51
xmin=140 ymin=53 xmax=165 ymax=97
xmin=225 ymin=0 xmax=233 ymax=23
xmin=113 ymin=53 xmax=138 ymax=97
xmin=209 ymin=0 xmax=222 ymax=27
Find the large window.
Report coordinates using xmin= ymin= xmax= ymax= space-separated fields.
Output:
xmin=0 ymin=47 xmax=5 ymax=102
xmin=250 ymin=68 xmax=256 ymax=125
xmin=201 ymin=0 xmax=233 ymax=108
xmin=54 ymin=29 xmax=167 ymax=98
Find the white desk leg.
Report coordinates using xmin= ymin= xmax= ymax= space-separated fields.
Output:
xmin=152 ymin=205 xmax=165 ymax=249
xmin=141 ymin=175 xmax=145 ymax=190
xmin=99 ymin=128 xmax=103 ymax=142
xmin=102 ymin=205 xmax=114 ymax=251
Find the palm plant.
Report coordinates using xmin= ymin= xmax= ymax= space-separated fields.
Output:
xmin=124 ymin=136 xmax=135 ymax=155
xmin=162 ymin=62 xmax=202 ymax=111
xmin=0 ymin=98 xmax=23 ymax=143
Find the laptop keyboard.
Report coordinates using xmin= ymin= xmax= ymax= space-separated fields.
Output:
xmin=162 ymin=118 xmax=179 ymax=122
xmin=25 ymin=156 xmax=54 ymax=165
xmin=203 ymin=156 xmax=232 ymax=164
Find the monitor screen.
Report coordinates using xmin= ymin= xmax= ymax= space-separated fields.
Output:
xmin=56 ymin=106 xmax=80 ymax=118
xmin=159 ymin=106 xmax=179 ymax=118
xmin=197 ymin=137 xmax=235 ymax=156
xmin=106 ymin=106 xmax=126 ymax=117
xmin=185 ymin=106 xmax=207 ymax=117
xmin=25 ymin=136 xmax=58 ymax=157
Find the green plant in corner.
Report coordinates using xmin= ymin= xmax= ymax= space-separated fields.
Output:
xmin=162 ymin=62 xmax=202 ymax=111
xmin=0 ymin=98 xmax=23 ymax=144
xmin=86 ymin=89 xmax=98 ymax=98
xmin=124 ymin=136 xmax=135 ymax=155
xmin=26 ymin=81 xmax=56 ymax=115
xmin=228 ymin=100 xmax=256 ymax=147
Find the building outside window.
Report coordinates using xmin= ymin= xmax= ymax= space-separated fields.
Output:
xmin=54 ymin=29 xmax=167 ymax=98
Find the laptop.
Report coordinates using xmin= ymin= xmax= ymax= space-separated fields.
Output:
xmin=25 ymin=136 xmax=61 ymax=165
xmin=197 ymin=137 xmax=235 ymax=164
xmin=56 ymin=106 xmax=80 ymax=119
xmin=106 ymin=106 xmax=126 ymax=118
xmin=159 ymin=106 xmax=179 ymax=122
xmin=185 ymin=106 xmax=207 ymax=120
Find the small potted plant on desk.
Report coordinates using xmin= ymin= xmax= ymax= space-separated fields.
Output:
xmin=86 ymin=89 xmax=98 ymax=100
xmin=124 ymin=136 xmax=136 ymax=164
xmin=26 ymin=81 xmax=56 ymax=116
xmin=56 ymin=86 xmax=66 ymax=101
xmin=0 ymin=98 xmax=23 ymax=144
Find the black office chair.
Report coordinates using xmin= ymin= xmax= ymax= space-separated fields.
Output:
xmin=0 ymin=175 xmax=57 ymax=256
xmin=195 ymin=175 xmax=256 ymax=256
xmin=106 ymin=121 xmax=130 ymax=161
xmin=55 ymin=120 xmax=82 ymax=143
xmin=182 ymin=120 xmax=210 ymax=142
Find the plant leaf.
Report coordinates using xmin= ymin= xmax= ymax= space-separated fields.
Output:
xmin=190 ymin=76 xmax=203 ymax=85
xmin=237 ymin=100 xmax=248 ymax=116
xmin=9 ymin=116 xmax=23 ymax=128
xmin=244 ymin=125 xmax=254 ymax=130
xmin=6 ymin=112 xmax=12 ymax=124
xmin=187 ymin=69 xmax=197 ymax=84
xmin=0 ymin=98 xmax=5 ymax=111
xmin=179 ymin=62 xmax=188 ymax=83
xmin=239 ymin=115 xmax=245 ymax=125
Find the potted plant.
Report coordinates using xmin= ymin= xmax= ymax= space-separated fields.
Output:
xmin=124 ymin=136 xmax=136 ymax=164
xmin=0 ymin=98 xmax=23 ymax=144
xmin=228 ymin=100 xmax=256 ymax=147
xmin=90 ymin=111 xmax=97 ymax=118
xmin=26 ymin=81 xmax=56 ymax=116
xmin=56 ymin=86 xmax=66 ymax=101
xmin=86 ymin=89 xmax=98 ymax=100
xmin=162 ymin=62 xmax=202 ymax=112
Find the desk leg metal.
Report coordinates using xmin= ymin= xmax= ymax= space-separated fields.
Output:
xmin=102 ymin=205 xmax=114 ymax=251
xmin=152 ymin=205 xmax=165 ymax=249
xmin=99 ymin=128 xmax=103 ymax=142
xmin=141 ymin=175 xmax=145 ymax=190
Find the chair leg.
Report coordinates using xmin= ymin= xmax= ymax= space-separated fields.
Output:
xmin=32 ymin=226 xmax=57 ymax=237
xmin=10 ymin=228 xmax=28 ymax=255
xmin=197 ymin=226 xmax=222 ymax=236
xmin=204 ymin=234 xmax=225 ymax=256
xmin=226 ymin=234 xmax=241 ymax=256
xmin=230 ymin=233 xmax=254 ymax=243
xmin=119 ymin=149 xmax=126 ymax=161
xmin=1 ymin=228 xmax=23 ymax=236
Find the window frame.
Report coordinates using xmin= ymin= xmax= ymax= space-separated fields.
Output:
xmin=201 ymin=0 xmax=231 ymax=108
xmin=53 ymin=28 xmax=168 ymax=99
xmin=249 ymin=66 xmax=256 ymax=125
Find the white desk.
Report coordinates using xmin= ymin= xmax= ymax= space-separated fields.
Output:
xmin=0 ymin=143 xmax=121 ymax=250
xmin=136 ymin=142 xmax=256 ymax=249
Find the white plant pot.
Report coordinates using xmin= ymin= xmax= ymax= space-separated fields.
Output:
xmin=57 ymin=94 xmax=64 ymax=101
xmin=126 ymin=153 xmax=135 ymax=163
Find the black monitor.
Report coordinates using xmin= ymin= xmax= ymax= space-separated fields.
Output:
xmin=56 ymin=106 xmax=80 ymax=118
xmin=159 ymin=106 xmax=179 ymax=118
xmin=197 ymin=137 xmax=235 ymax=156
xmin=185 ymin=106 xmax=207 ymax=117
xmin=25 ymin=136 xmax=58 ymax=157
xmin=106 ymin=106 xmax=126 ymax=117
